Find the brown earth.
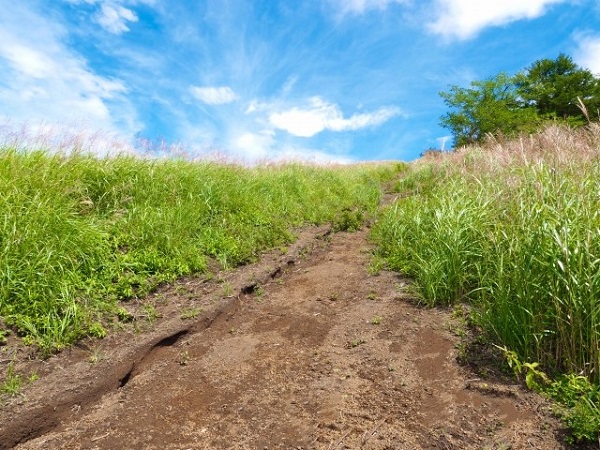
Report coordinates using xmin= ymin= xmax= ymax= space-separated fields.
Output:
xmin=0 ymin=222 xmax=582 ymax=449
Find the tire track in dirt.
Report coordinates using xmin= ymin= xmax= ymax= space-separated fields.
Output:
xmin=4 ymin=226 xmax=569 ymax=449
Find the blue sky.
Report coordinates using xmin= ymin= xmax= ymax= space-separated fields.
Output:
xmin=1 ymin=1 xmax=600 ymax=162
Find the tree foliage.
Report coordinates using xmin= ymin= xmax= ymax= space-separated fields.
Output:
xmin=440 ymin=73 xmax=538 ymax=147
xmin=515 ymin=54 xmax=600 ymax=122
xmin=440 ymin=54 xmax=600 ymax=147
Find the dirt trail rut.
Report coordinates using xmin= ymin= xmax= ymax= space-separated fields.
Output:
xmin=2 ymin=226 xmax=569 ymax=449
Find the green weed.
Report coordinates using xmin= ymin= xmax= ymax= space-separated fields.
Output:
xmin=0 ymin=330 xmax=8 ymax=345
xmin=87 ymin=322 xmax=107 ymax=338
xmin=347 ymin=338 xmax=367 ymax=348
xmin=180 ymin=307 xmax=201 ymax=320
xmin=498 ymin=346 xmax=600 ymax=443
xmin=222 ymin=282 xmax=234 ymax=297
xmin=370 ymin=315 xmax=382 ymax=325
xmin=1 ymin=361 xmax=23 ymax=397
xmin=88 ymin=346 xmax=104 ymax=364
xmin=368 ymin=257 xmax=386 ymax=275
xmin=115 ymin=307 xmax=134 ymax=323
xmin=179 ymin=350 xmax=190 ymax=366
xmin=141 ymin=304 xmax=160 ymax=323
xmin=546 ymin=374 xmax=600 ymax=443
xmin=333 ymin=207 xmax=364 ymax=232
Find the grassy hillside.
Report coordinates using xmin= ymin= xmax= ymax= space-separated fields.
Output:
xmin=0 ymin=148 xmax=402 ymax=353
xmin=372 ymin=123 xmax=600 ymax=442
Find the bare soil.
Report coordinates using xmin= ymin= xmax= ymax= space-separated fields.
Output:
xmin=0 ymin=223 xmax=581 ymax=449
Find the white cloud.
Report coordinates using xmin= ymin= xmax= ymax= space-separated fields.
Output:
xmin=0 ymin=35 xmax=126 ymax=123
xmin=574 ymin=33 xmax=600 ymax=75
xmin=331 ymin=0 xmax=407 ymax=15
xmin=429 ymin=0 xmax=569 ymax=40
xmin=96 ymin=3 xmax=138 ymax=34
xmin=0 ymin=3 xmax=138 ymax=135
xmin=0 ymin=42 xmax=56 ymax=79
xmin=190 ymin=86 xmax=238 ymax=105
xmin=268 ymin=97 xmax=399 ymax=138
xmin=230 ymin=130 xmax=353 ymax=164
xmin=233 ymin=130 xmax=275 ymax=160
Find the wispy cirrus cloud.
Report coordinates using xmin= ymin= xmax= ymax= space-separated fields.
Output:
xmin=96 ymin=2 xmax=138 ymax=34
xmin=64 ymin=0 xmax=149 ymax=34
xmin=0 ymin=2 xmax=138 ymax=134
xmin=428 ymin=0 xmax=570 ymax=40
xmin=190 ymin=86 xmax=239 ymax=105
xmin=330 ymin=0 xmax=407 ymax=15
xmin=267 ymin=97 xmax=400 ymax=138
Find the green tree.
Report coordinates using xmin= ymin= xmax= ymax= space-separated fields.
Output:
xmin=515 ymin=53 xmax=600 ymax=124
xmin=440 ymin=73 xmax=538 ymax=147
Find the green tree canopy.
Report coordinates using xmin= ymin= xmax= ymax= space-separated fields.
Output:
xmin=440 ymin=54 xmax=600 ymax=147
xmin=515 ymin=53 xmax=600 ymax=123
xmin=440 ymin=73 xmax=538 ymax=147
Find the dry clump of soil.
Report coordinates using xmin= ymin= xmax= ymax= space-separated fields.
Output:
xmin=0 ymin=224 xmax=575 ymax=449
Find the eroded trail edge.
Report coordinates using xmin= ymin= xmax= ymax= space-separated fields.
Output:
xmin=3 ymin=226 xmax=566 ymax=449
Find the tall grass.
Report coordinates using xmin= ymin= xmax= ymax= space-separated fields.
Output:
xmin=373 ymin=124 xmax=600 ymax=382
xmin=0 ymin=147 xmax=400 ymax=352
xmin=372 ymin=124 xmax=600 ymax=440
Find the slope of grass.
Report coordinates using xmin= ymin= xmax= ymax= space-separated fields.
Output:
xmin=372 ymin=124 xmax=600 ymax=442
xmin=0 ymin=148 xmax=402 ymax=352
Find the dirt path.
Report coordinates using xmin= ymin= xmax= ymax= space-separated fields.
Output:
xmin=1 ymin=225 xmax=572 ymax=449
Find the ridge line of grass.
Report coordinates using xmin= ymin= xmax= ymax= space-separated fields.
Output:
xmin=0 ymin=147 xmax=405 ymax=354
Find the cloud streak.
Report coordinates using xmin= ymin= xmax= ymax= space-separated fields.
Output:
xmin=96 ymin=3 xmax=139 ymax=34
xmin=63 ymin=0 xmax=149 ymax=34
xmin=330 ymin=0 xmax=407 ymax=15
xmin=190 ymin=86 xmax=239 ymax=105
